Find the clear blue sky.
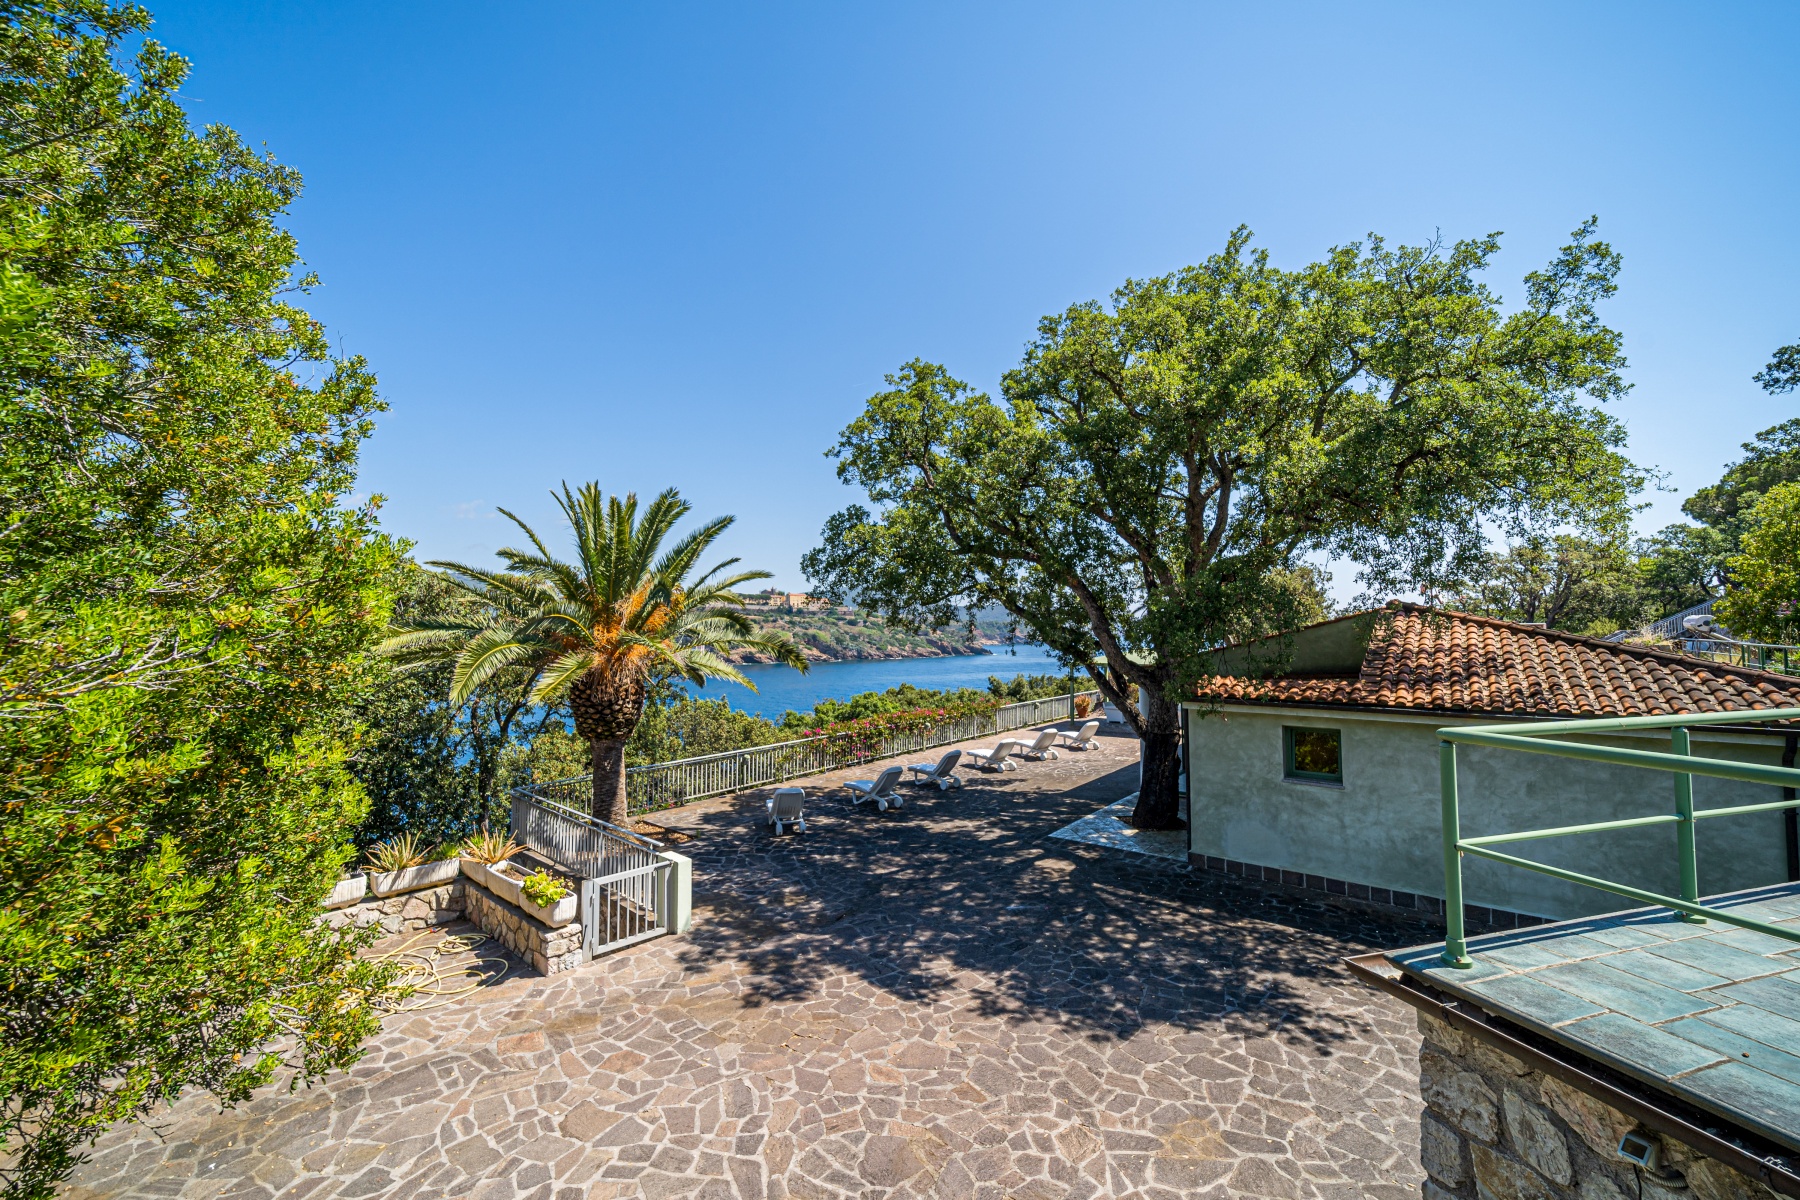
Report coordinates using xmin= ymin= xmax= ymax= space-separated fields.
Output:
xmin=150 ymin=2 xmax=1797 ymax=598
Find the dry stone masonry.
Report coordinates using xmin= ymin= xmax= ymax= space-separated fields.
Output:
xmin=461 ymin=881 xmax=584 ymax=975
xmin=320 ymin=873 xmax=582 ymax=975
xmin=1415 ymin=1011 xmax=1783 ymax=1200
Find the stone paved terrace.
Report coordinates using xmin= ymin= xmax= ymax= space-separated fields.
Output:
xmin=69 ymin=726 xmax=1446 ymax=1200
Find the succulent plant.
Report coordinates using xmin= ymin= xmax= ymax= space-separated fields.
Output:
xmin=364 ymin=832 xmax=431 ymax=874
xmin=458 ymin=831 xmax=522 ymax=865
xmin=520 ymin=870 xmax=569 ymax=907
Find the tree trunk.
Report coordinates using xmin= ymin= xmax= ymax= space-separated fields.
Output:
xmin=569 ymin=666 xmax=647 ymax=829
xmin=1130 ymin=691 xmax=1184 ymax=831
xmin=590 ymin=737 xmax=629 ymax=827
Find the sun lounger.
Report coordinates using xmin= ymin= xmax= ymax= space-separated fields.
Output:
xmin=966 ymin=740 xmax=1022 ymax=771
xmin=845 ymin=765 xmax=905 ymax=811
xmin=1054 ymin=720 xmax=1101 ymax=751
xmin=765 ymin=787 xmax=806 ymax=834
xmin=905 ymin=749 xmax=963 ymax=791
xmin=1015 ymin=728 xmax=1062 ymax=761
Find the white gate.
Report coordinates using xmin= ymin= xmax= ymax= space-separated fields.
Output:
xmin=581 ymin=860 xmax=671 ymax=958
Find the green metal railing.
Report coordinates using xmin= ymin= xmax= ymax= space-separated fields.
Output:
xmin=1680 ymin=637 xmax=1800 ymax=676
xmin=1438 ymin=708 xmax=1800 ymax=968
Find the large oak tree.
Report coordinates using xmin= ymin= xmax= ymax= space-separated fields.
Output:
xmin=805 ymin=223 xmax=1641 ymax=830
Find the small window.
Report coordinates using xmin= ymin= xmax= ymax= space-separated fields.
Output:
xmin=1284 ymin=726 xmax=1342 ymax=784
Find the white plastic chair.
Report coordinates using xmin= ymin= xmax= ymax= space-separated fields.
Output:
xmin=1015 ymin=728 xmax=1062 ymax=760
xmin=1054 ymin=720 xmax=1101 ymax=751
xmin=905 ymin=749 xmax=963 ymax=791
xmin=966 ymin=740 xmax=1022 ymax=771
xmin=765 ymin=787 xmax=806 ymax=834
xmin=845 ymin=765 xmax=906 ymax=811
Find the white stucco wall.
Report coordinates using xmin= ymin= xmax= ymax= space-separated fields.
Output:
xmin=1184 ymin=704 xmax=1794 ymax=919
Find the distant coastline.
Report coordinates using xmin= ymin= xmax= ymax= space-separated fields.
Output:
xmin=728 ymin=602 xmax=1027 ymax=664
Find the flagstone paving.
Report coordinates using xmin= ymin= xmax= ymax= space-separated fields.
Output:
xmin=68 ymin=726 xmax=1440 ymax=1200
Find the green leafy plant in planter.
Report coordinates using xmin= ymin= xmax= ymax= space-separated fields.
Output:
xmin=520 ymin=871 xmax=570 ymax=907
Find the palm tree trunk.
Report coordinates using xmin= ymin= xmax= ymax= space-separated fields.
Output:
xmin=590 ymin=737 xmax=630 ymax=827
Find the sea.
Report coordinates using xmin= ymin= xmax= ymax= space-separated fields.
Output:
xmin=678 ymin=644 xmax=1074 ymax=720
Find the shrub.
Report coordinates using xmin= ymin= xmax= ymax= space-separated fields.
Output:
xmin=521 ymin=871 xmax=570 ymax=907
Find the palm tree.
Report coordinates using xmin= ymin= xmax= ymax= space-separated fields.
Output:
xmin=382 ymin=483 xmax=808 ymax=827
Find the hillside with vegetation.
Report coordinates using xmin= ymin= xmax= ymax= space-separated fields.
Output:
xmin=731 ymin=606 xmax=1021 ymax=662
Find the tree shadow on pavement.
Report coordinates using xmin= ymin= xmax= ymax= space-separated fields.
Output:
xmin=667 ymin=749 xmax=1440 ymax=1055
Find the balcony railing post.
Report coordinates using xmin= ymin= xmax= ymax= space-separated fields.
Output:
xmin=1440 ymin=739 xmax=1473 ymax=968
xmin=1672 ymin=725 xmax=1704 ymax=922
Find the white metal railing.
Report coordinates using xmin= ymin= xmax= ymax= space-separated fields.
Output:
xmin=509 ymin=791 xmax=664 ymax=878
xmin=518 ymin=690 xmax=1102 ymax=815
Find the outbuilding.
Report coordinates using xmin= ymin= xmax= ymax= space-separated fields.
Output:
xmin=1183 ymin=603 xmax=1800 ymax=925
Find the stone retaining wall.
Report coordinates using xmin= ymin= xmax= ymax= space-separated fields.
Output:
xmin=320 ymin=880 xmax=465 ymax=935
xmin=1416 ymin=1010 xmax=1781 ymax=1200
xmin=461 ymin=881 xmax=584 ymax=975
xmin=318 ymin=874 xmax=581 ymax=976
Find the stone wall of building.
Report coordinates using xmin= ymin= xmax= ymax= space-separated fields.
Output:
xmin=1416 ymin=1011 xmax=1784 ymax=1200
xmin=461 ymin=882 xmax=584 ymax=975
xmin=320 ymin=879 xmax=465 ymax=936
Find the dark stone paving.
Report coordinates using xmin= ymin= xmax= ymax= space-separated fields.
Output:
xmin=67 ymin=728 xmax=1438 ymax=1199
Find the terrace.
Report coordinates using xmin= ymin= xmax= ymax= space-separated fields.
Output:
xmin=68 ymin=726 xmax=1440 ymax=1200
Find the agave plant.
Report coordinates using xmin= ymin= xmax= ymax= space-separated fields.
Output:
xmin=382 ymin=484 xmax=808 ymax=826
xmin=364 ymin=832 xmax=431 ymax=875
xmin=457 ymin=831 xmax=522 ymax=865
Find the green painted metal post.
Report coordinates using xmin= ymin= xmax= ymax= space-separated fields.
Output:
xmin=1440 ymin=740 xmax=1473 ymax=967
xmin=1672 ymin=726 xmax=1704 ymax=922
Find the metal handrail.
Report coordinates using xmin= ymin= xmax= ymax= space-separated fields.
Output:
xmin=1677 ymin=635 xmax=1800 ymax=676
xmin=516 ymin=691 xmax=1102 ymax=815
xmin=1437 ymin=708 xmax=1800 ymax=968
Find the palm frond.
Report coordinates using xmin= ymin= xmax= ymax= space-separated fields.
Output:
xmin=447 ymin=628 xmax=539 ymax=705
xmin=530 ymin=648 xmax=598 ymax=705
xmin=654 ymin=514 xmax=734 ymax=584
xmin=496 ymin=506 xmax=556 ymax=564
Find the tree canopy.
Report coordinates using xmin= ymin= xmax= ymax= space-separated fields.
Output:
xmin=383 ymin=485 xmax=806 ymax=826
xmin=0 ymin=4 xmax=398 ymax=1194
xmin=805 ymin=222 xmax=1642 ymax=828
xmin=1715 ymin=482 xmax=1800 ymax=645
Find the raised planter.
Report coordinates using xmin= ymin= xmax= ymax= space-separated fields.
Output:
xmin=324 ymin=873 xmax=368 ymax=910
xmin=466 ymin=858 xmax=523 ymax=906
xmin=370 ymin=857 xmax=460 ymax=898
xmin=518 ymin=888 xmax=578 ymax=928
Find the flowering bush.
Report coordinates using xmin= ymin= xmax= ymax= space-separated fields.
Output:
xmin=792 ymin=700 xmax=999 ymax=762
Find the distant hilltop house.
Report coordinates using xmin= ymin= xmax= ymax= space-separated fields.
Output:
xmin=1185 ymin=602 xmax=1800 ymax=928
xmin=744 ymin=589 xmax=831 ymax=611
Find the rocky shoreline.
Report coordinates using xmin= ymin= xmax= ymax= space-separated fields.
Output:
xmin=730 ymin=639 xmax=1018 ymax=665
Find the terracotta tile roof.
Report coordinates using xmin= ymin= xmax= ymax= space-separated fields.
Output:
xmin=1199 ymin=604 xmax=1800 ymax=718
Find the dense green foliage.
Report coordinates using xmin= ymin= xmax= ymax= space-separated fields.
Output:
xmin=350 ymin=569 xmax=561 ymax=846
xmin=1446 ymin=527 xmax=1724 ymax=635
xmin=743 ymin=605 xmax=990 ymax=660
xmin=383 ymin=485 xmax=805 ymax=825
xmin=806 ymin=222 xmax=1642 ymax=828
xmin=0 ymin=4 xmax=398 ymax=1194
xmin=1715 ymin=482 xmax=1800 ymax=645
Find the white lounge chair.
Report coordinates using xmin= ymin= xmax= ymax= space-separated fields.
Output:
xmin=906 ymin=749 xmax=963 ymax=791
xmin=1054 ymin=720 xmax=1101 ymax=751
xmin=765 ymin=787 xmax=806 ymax=834
xmin=845 ymin=765 xmax=905 ymax=811
xmin=966 ymin=740 xmax=1022 ymax=771
xmin=1015 ymin=728 xmax=1062 ymax=760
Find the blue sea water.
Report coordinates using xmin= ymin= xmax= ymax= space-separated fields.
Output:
xmin=678 ymin=644 xmax=1075 ymax=720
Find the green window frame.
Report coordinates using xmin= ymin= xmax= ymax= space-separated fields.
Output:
xmin=1283 ymin=726 xmax=1342 ymax=784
